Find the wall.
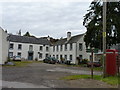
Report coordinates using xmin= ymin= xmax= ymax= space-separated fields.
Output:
xmin=50 ymin=43 xmax=77 ymax=64
xmin=0 ymin=29 xmax=2 ymax=64
xmin=0 ymin=28 xmax=8 ymax=64
xmin=76 ymin=35 xmax=90 ymax=61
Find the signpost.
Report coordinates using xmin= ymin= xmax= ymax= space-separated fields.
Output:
xmin=86 ymin=48 xmax=99 ymax=53
xmin=86 ymin=48 xmax=98 ymax=79
xmin=91 ymin=49 xmax=94 ymax=79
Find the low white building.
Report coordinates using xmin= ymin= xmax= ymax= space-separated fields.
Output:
xmin=50 ymin=32 xmax=90 ymax=64
xmin=8 ymin=35 xmax=51 ymax=61
xmin=0 ymin=27 xmax=9 ymax=64
xmin=8 ymin=32 xmax=90 ymax=64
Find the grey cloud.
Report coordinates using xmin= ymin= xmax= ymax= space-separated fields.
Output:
xmin=1 ymin=1 xmax=90 ymax=38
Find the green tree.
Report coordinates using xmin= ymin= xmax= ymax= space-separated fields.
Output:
xmin=23 ymin=32 xmax=31 ymax=37
xmin=83 ymin=1 xmax=120 ymax=50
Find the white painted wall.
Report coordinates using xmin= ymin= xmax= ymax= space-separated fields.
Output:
xmin=0 ymin=29 xmax=2 ymax=64
xmin=0 ymin=28 xmax=9 ymax=64
xmin=50 ymin=43 xmax=77 ymax=64
xmin=9 ymin=42 xmax=50 ymax=61
xmin=76 ymin=35 xmax=91 ymax=61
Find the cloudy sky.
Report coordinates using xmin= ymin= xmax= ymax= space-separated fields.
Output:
xmin=0 ymin=0 xmax=92 ymax=38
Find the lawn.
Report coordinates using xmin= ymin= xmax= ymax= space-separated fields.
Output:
xmin=63 ymin=64 xmax=103 ymax=71
xmin=61 ymin=74 xmax=119 ymax=86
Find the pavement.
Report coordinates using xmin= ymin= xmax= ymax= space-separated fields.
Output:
xmin=2 ymin=63 xmax=117 ymax=88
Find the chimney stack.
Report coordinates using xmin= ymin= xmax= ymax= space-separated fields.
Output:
xmin=47 ymin=35 xmax=50 ymax=41
xmin=67 ymin=32 xmax=71 ymax=41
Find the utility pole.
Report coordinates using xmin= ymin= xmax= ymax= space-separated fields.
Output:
xmin=103 ymin=0 xmax=107 ymax=78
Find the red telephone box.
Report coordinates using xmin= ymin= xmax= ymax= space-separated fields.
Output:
xmin=106 ymin=49 xmax=118 ymax=76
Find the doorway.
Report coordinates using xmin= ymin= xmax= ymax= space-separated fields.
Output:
xmin=28 ymin=52 xmax=34 ymax=60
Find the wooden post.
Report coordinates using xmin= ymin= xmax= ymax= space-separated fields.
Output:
xmin=103 ymin=0 xmax=107 ymax=78
xmin=91 ymin=48 xmax=94 ymax=79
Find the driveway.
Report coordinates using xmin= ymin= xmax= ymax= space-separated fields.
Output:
xmin=2 ymin=63 xmax=117 ymax=88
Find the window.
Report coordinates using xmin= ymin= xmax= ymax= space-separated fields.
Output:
xmin=17 ymin=52 xmax=21 ymax=57
xmin=64 ymin=55 xmax=67 ymax=60
xmin=57 ymin=45 xmax=59 ymax=51
xmin=46 ymin=54 xmax=49 ymax=57
xmin=39 ymin=53 xmax=42 ymax=59
xmin=70 ymin=55 xmax=72 ymax=61
xmin=60 ymin=55 xmax=63 ymax=60
xmin=9 ymin=52 xmax=13 ymax=58
xmin=56 ymin=55 xmax=59 ymax=59
xmin=53 ymin=46 xmax=55 ymax=52
xmin=9 ymin=43 xmax=14 ymax=49
xmin=18 ymin=44 xmax=22 ymax=50
xmin=46 ymin=47 xmax=49 ymax=51
xmin=40 ymin=46 xmax=43 ymax=51
xmin=60 ymin=45 xmax=63 ymax=51
xmin=79 ymin=43 xmax=83 ymax=51
xmin=65 ymin=44 xmax=67 ymax=51
xmin=29 ymin=45 xmax=33 ymax=51
xmin=79 ymin=55 xmax=83 ymax=60
xmin=70 ymin=43 xmax=73 ymax=50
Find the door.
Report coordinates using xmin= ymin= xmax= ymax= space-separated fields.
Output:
xmin=28 ymin=52 xmax=33 ymax=60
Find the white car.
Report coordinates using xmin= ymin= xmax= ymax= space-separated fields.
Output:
xmin=13 ymin=56 xmax=21 ymax=61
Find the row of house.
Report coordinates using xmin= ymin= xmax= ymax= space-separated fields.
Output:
xmin=0 ymin=27 xmax=91 ymax=64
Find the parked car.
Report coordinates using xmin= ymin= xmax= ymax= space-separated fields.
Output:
xmin=64 ymin=60 xmax=71 ymax=65
xmin=43 ymin=57 xmax=58 ymax=64
xmin=87 ymin=61 xmax=102 ymax=67
xmin=13 ymin=56 xmax=21 ymax=61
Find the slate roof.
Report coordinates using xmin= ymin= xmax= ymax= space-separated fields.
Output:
xmin=54 ymin=34 xmax=85 ymax=45
xmin=54 ymin=38 xmax=67 ymax=45
xmin=8 ymin=35 xmax=51 ymax=45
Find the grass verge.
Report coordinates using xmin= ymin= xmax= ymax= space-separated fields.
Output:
xmin=61 ymin=75 xmax=119 ymax=86
xmin=93 ymin=67 xmax=103 ymax=71
xmin=3 ymin=61 xmax=42 ymax=67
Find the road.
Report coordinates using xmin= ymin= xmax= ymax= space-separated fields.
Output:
xmin=2 ymin=63 xmax=117 ymax=88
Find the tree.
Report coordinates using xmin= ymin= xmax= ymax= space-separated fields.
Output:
xmin=83 ymin=1 xmax=120 ymax=50
xmin=23 ymin=32 xmax=31 ymax=37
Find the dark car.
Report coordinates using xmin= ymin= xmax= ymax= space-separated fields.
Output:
xmin=87 ymin=61 xmax=102 ymax=67
xmin=64 ymin=60 xmax=71 ymax=65
xmin=43 ymin=57 xmax=58 ymax=64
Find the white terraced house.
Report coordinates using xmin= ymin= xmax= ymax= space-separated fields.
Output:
xmin=7 ymin=32 xmax=90 ymax=64
xmin=0 ymin=27 xmax=9 ymax=64
xmin=49 ymin=32 xmax=90 ymax=64
xmin=8 ymin=35 xmax=51 ymax=61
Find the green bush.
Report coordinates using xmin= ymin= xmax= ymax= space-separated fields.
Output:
xmin=80 ymin=59 xmax=88 ymax=64
xmin=7 ymin=57 xmax=12 ymax=62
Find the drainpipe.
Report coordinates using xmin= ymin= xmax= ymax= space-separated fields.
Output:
xmin=75 ymin=42 xmax=77 ymax=64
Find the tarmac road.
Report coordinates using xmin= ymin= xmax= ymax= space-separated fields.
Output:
xmin=2 ymin=63 xmax=117 ymax=88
